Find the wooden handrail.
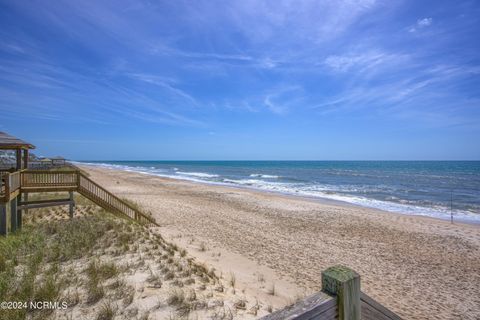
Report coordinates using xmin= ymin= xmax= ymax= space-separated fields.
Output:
xmin=77 ymin=172 xmax=158 ymax=226
xmin=23 ymin=169 xmax=79 ymax=174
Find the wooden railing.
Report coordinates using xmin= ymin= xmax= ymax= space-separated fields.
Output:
xmin=262 ymin=265 xmax=402 ymax=320
xmin=9 ymin=171 xmax=21 ymax=194
xmin=21 ymin=170 xmax=78 ymax=188
xmin=0 ymin=170 xmax=158 ymax=226
xmin=0 ymin=172 xmax=8 ymax=200
xmin=77 ymin=173 xmax=157 ymax=226
xmin=0 ymin=171 xmax=21 ymax=201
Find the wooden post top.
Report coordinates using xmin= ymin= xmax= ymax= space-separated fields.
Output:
xmin=322 ymin=265 xmax=360 ymax=290
xmin=322 ymin=265 xmax=361 ymax=320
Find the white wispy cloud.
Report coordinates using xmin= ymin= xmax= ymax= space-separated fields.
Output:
xmin=312 ymin=61 xmax=479 ymax=128
xmin=264 ymin=96 xmax=287 ymax=115
xmin=223 ymin=100 xmax=259 ymax=113
xmin=127 ymin=73 xmax=198 ymax=106
xmin=323 ymin=51 xmax=406 ymax=73
xmin=409 ymin=17 xmax=433 ymax=32
xmin=223 ymin=0 xmax=379 ymax=44
xmin=0 ymin=59 xmax=204 ymax=127
xmin=0 ymin=43 xmax=26 ymax=54
xmin=418 ymin=17 xmax=433 ymax=27
xmin=113 ymin=108 xmax=205 ymax=127
xmin=151 ymin=45 xmax=253 ymax=62
xmin=1 ymin=0 xmax=478 ymax=135
xmin=263 ymin=86 xmax=305 ymax=115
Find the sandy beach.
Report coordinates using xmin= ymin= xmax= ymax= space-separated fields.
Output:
xmin=80 ymin=164 xmax=480 ymax=320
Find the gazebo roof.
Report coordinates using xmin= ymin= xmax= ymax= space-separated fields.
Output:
xmin=0 ymin=131 xmax=35 ymax=150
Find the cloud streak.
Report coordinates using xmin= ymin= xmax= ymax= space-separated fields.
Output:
xmin=1 ymin=0 xmax=479 ymax=159
xmin=409 ymin=17 xmax=433 ymax=33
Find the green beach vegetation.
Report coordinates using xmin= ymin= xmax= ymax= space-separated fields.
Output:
xmin=0 ymin=197 xmax=263 ymax=320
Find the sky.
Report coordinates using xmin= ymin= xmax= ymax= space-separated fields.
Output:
xmin=0 ymin=0 xmax=479 ymax=160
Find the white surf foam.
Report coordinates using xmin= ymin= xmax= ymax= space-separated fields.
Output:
xmin=76 ymin=161 xmax=480 ymax=223
xmin=249 ymin=173 xmax=279 ymax=179
xmin=176 ymin=171 xmax=219 ymax=178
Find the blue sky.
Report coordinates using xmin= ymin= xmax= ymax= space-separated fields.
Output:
xmin=0 ymin=0 xmax=479 ymax=160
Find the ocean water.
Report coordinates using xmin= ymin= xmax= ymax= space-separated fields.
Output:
xmin=79 ymin=161 xmax=480 ymax=223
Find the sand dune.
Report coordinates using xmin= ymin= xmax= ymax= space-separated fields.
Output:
xmin=80 ymin=164 xmax=480 ymax=320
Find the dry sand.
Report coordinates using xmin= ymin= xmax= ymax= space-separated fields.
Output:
xmin=80 ymin=164 xmax=480 ymax=320
xmin=21 ymin=204 xmax=270 ymax=319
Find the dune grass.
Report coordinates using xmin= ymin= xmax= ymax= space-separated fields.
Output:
xmin=0 ymin=210 xmax=131 ymax=320
xmin=1 ymin=196 xmax=265 ymax=319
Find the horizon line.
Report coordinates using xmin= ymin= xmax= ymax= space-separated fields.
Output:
xmin=74 ymin=159 xmax=480 ymax=162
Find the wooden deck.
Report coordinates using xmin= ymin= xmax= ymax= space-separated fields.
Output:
xmin=0 ymin=169 xmax=158 ymax=226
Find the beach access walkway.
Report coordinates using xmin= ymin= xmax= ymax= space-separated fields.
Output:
xmin=0 ymin=169 xmax=158 ymax=235
xmin=0 ymin=131 xmax=157 ymax=236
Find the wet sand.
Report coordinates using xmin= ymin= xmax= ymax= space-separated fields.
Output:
xmin=80 ymin=164 xmax=480 ymax=320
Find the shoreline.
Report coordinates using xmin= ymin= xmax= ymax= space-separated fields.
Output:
xmin=76 ymin=161 xmax=480 ymax=226
xmin=78 ymin=163 xmax=480 ymax=320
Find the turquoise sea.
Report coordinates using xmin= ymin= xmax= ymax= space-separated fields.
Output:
xmin=79 ymin=161 xmax=480 ymax=223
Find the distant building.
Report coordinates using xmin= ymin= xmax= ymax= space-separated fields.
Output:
xmin=51 ymin=156 xmax=66 ymax=166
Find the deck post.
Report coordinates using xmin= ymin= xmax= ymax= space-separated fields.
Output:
xmin=0 ymin=203 xmax=7 ymax=236
xmin=322 ymin=265 xmax=361 ymax=320
xmin=16 ymin=149 xmax=22 ymax=170
xmin=17 ymin=205 xmax=22 ymax=230
xmin=10 ymin=197 xmax=17 ymax=233
xmin=18 ymin=192 xmax=28 ymax=227
xmin=69 ymin=191 xmax=74 ymax=218
xmin=23 ymin=149 xmax=29 ymax=169
xmin=17 ymin=193 xmax=24 ymax=230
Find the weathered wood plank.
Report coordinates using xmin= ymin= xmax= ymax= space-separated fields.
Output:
xmin=18 ymin=199 xmax=74 ymax=210
xmin=261 ymin=292 xmax=336 ymax=320
xmin=6 ymin=189 xmax=20 ymax=202
xmin=361 ymin=292 xmax=402 ymax=320
xmin=18 ymin=198 xmax=72 ymax=206
xmin=315 ymin=305 xmax=338 ymax=320
xmin=20 ymin=186 xmax=78 ymax=193
xmin=362 ymin=302 xmax=393 ymax=320
xmin=297 ymin=301 xmax=337 ymax=320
